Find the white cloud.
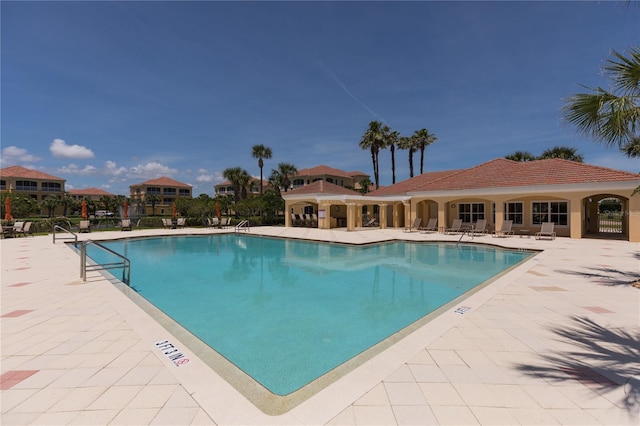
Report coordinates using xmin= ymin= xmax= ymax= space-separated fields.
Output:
xmin=195 ymin=174 xmax=215 ymax=183
xmin=128 ymin=162 xmax=178 ymax=178
xmin=58 ymin=164 xmax=98 ymax=175
xmin=198 ymin=168 xmax=208 ymax=174
xmin=105 ymin=161 xmax=127 ymax=176
xmin=0 ymin=146 xmax=42 ymax=165
xmin=49 ymin=139 xmax=94 ymax=159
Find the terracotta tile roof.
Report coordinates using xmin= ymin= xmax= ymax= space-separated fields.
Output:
xmin=0 ymin=165 xmax=65 ymax=181
xmin=285 ymin=179 xmax=361 ymax=196
xmin=369 ymin=158 xmax=638 ymax=195
xmin=132 ymin=176 xmax=192 ymax=188
xmin=68 ymin=188 xmax=114 ymax=196
xmin=296 ymin=165 xmax=368 ymax=180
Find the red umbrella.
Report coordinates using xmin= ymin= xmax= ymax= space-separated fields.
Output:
xmin=81 ymin=200 xmax=88 ymax=219
xmin=122 ymin=200 xmax=128 ymax=219
xmin=215 ymin=202 xmax=221 ymax=220
xmin=4 ymin=197 xmax=13 ymax=221
xmin=172 ymin=202 xmax=177 ymax=219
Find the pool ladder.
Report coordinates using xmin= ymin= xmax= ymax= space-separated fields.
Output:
xmin=235 ymin=220 xmax=250 ymax=233
xmin=456 ymin=229 xmax=474 ymax=246
xmin=80 ymin=240 xmax=131 ymax=285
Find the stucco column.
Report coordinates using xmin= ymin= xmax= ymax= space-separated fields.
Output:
xmin=392 ymin=204 xmax=400 ymax=228
xmin=403 ymin=200 xmax=411 ymax=228
xmin=493 ymin=198 xmax=505 ymax=233
xmin=346 ymin=203 xmax=356 ymax=231
xmin=628 ymin=193 xmax=640 ymax=243
xmin=569 ymin=195 xmax=583 ymax=239
xmin=318 ymin=202 xmax=331 ymax=229
xmin=379 ymin=203 xmax=388 ymax=229
xmin=284 ymin=201 xmax=292 ymax=227
xmin=437 ymin=200 xmax=447 ymax=231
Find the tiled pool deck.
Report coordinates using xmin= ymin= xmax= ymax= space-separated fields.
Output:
xmin=1 ymin=227 xmax=639 ymax=425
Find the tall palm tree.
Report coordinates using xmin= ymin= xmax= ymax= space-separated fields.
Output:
xmin=251 ymin=144 xmax=272 ymax=195
xmin=398 ymin=135 xmax=419 ymax=178
xmin=146 ymin=194 xmax=161 ymax=215
xmin=562 ymin=47 xmax=639 ymax=156
xmin=412 ymin=129 xmax=438 ymax=174
xmin=539 ymin=146 xmax=584 ymax=162
xmin=386 ymin=129 xmax=400 ymax=184
xmin=275 ymin=162 xmax=298 ymax=193
xmin=505 ymin=151 xmax=537 ymax=162
xmin=237 ymin=169 xmax=252 ymax=200
xmin=359 ymin=121 xmax=385 ymax=189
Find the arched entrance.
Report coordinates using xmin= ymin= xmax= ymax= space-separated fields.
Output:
xmin=583 ymin=195 xmax=629 ymax=240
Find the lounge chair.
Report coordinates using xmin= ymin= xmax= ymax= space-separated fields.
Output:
xmin=420 ymin=218 xmax=438 ymax=233
xmin=445 ymin=218 xmax=463 ymax=234
xmin=176 ymin=218 xmax=186 ymax=228
xmin=304 ymin=214 xmax=313 ymax=227
xmin=403 ymin=217 xmax=422 ymax=232
xmin=220 ymin=217 xmax=230 ymax=228
xmin=15 ymin=221 xmax=33 ymax=237
xmin=208 ymin=217 xmax=220 ymax=228
xmin=492 ymin=220 xmax=514 ymax=237
xmin=291 ymin=213 xmax=302 ymax=227
xmin=12 ymin=221 xmax=24 ymax=237
xmin=121 ymin=219 xmax=132 ymax=231
xmin=364 ymin=216 xmax=378 ymax=227
xmin=79 ymin=220 xmax=91 ymax=233
xmin=468 ymin=219 xmax=488 ymax=236
xmin=162 ymin=218 xmax=173 ymax=229
xmin=535 ymin=222 xmax=556 ymax=240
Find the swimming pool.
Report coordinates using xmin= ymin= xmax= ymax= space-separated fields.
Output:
xmin=87 ymin=235 xmax=533 ymax=407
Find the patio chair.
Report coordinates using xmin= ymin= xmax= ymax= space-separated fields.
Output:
xmin=364 ymin=216 xmax=378 ymax=227
xmin=176 ymin=218 xmax=186 ymax=228
xmin=121 ymin=219 xmax=132 ymax=231
xmin=535 ymin=222 xmax=556 ymax=240
xmin=291 ymin=213 xmax=302 ymax=227
xmin=15 ymin=221 xmax=34 ymax=237
xmin=220 ymin=217 xmax=230 ymax=228
xmin=162 ymin=218 xmax=173 ymax=229
xmin=419 ymin=218 xmax=438 ymax=233
xmin=445 ymin=218 xmax=463 ymax=234
xmin=12 ymin=221 xmax=24 ymax=237
xmin=468 ymin=219 xmax=488 ymax=236
xmin=403 ymin=217 xmax=422 ymax=232
xmin=208 ymin=217 xmax=220 ymax=228
xmin=79 ymin=220 xmax=91 ymax=233
xmin=492 ymin=220 xmax=514 ymax=237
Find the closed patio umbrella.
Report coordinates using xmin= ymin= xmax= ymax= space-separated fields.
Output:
xmin=122 ymin=200 xmax=128 ymax=219
xmin=4 ymin=197 xmax=13 ymax=221
xmin=81 ymin=200 xmax=87 ymax=219
xmin=172 ymin=202 xmax=177 ymax=219
xmin=216 ymin=202 xmax=221 ymax=220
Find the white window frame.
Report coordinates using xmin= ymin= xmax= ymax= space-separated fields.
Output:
xmin=458 ymin=202 xmax=485 ymax=223
xmin=531 ymin=201 xmax=569 ymax=226
xmin=504 ymin=202 xmax=524 ymax=225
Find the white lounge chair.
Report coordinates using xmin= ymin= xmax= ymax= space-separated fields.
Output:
xmin=12 ymin=221 xmax=24 ymax=237
xmin=176 ymin=218 xmax=186 ymax=228
xmin=535 ymin=222 xmax=556 ymax=240
xmin=445 ymin=218 xmax=463 ymax=234
xmin=403 ymin=217 xmax=422 ymax=232
xmin=420 ymin=218 xmax=438 ymax=233
xmin=121 ymin=219 xmax=132 ymax=231
xmin=15 ymin=221 xmax=33 ymax=237
xmin=469 ymin=219 xmax=487 ymax=236
xmin=492 ymin=220 xmax=514 ymax=237
xmin=208 ymin=217 xmax=220 ymax=228
xmin=79 ymin=220 xmax=91 ymax=233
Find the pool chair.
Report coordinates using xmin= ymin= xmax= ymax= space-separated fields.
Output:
xmin=364 ymin=216 xmax=378 ymax=227
xmin=12 ymin=221 xmax=25 ymax=237
xmin=15 ymin=221 xmax=34 ymax=237
xmin=403 ymin=217 xmax=422 ymax=232
xmin=445 ymin=218 xmax=463 ymax=234
xmin=468 ymin=219 xmax=488 ymax=236
xmin=121 ymin=219 xmax=132 ymax=231
xmin=208 ymin=217 xmax=220 ymax=228
xmin=420 ymin=218 xmax=438 ymax=233
xmin=176 ymin=218 xmax=186 ymax=228
xmin=492 ymin=220 xmax=514 ymax=237
xmin=79 ymin=220 xmax=91 ymax=233
xmin=162 ymin=218 xmax=173 ymax=229
xmin=220 ymin=217 xmax=230 ymax=228
xmin=535 ymin=222 xmax=556 ymax=240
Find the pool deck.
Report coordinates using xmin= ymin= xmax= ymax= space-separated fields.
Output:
xmin=1 ymin=226 xmax=639 ymax=425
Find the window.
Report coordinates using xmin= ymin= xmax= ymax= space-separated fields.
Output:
xmin=163 ymin=188 xmax=176 ymax=196
xmin=42 ymin=182 xmax=62 ymax=192
xmin=179 ymin=188 xmax=190 ymax=196
xmin=16 ymin=180 xmax=37 ymax=191
xmin=163 ymin=198 xmax=173 ymax=205
xmin=0 ymin=180 xmax=5 ymax=190
xmin=532 ymin=201 xmax=568 ymax=225
xmin=458 ymin=203 xmax=484 ymax=223
xmin=504 ymin=202 xmax=524 ymax=225
xmin=147 ymin=187 xmax=161 ymax=195
xmin=292 ymin=179 xmax=304 ymax=188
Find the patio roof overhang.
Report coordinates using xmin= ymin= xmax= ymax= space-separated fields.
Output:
xmin=282 ymin=193 xmax=411 ymax=204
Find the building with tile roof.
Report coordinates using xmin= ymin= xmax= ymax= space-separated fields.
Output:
xmin=67 ymin=187 xmax=115 ymax=201
xmin=292 ymin=165 xmax=369 ymax=192
xmin=283 ymin=158 xmax=640 ymax=242
xmin=0 ymin=165 xmax=67 ymax=216
xmin=129 ymin=177 xmax=192 ymax=215
xmin=214 ymin=178 xmax=269 ymax=198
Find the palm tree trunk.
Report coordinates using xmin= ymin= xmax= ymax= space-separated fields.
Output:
xmin=420 ymin=147 xmax=425 ymax=175
xmin=391 ymin=144 xmax=396 ymax=184
xmin=409 ymin=151 xmax=414 ymax=178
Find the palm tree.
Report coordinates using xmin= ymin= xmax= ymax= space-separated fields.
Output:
xmin=412 ymin=128 xmax=438 ymax=174
xmin=251 ymin=144 xmax=272 ymax=195
xmin=358 ymin=177 xmax=373 ymax=194
xmin=562 ymin=47 xmax=639 ymax=156
xmin=222 ymin=167 xmax=246 ymax=204
xmin=237 ymin=169 xmax=252 ymax=200
xmin=41 ymin=195 xmax=59 ymax=217
xmin=505 ymin=151 xmax=537 ymax=162
xmin=268 ymin=170 xmax=284 ymax=197
xmin=274 ymin=163 xmax=298 ymax=193
xmin=359 ymin=121 xmax=385 ymax=190
xmin=539 ymin=146 xmax=584 ymax=162
xmin=398 ymin=135 xmax=419 ymax=178
xmin=386 ymin=129 xmax=400 ymax=184
xmin=146 ymin=194 xmax=161 ymax=215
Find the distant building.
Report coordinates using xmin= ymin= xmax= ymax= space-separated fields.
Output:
xmin=291 ymin=165 xmax=369 ymax=192
xmin=214 ymin=178 xmax=269 ymax=198
xmin=130 ymin=177 xmax=192 ymax=215
xmin=68 ymin=187 xmax=115 ymax=201
xmin=0 ymin=165 xmax=66 ymax=215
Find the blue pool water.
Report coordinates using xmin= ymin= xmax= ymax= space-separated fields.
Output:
xmin=87 ymin=235 xmax=532 ymax=396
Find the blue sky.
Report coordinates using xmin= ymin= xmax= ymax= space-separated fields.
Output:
xmin=2 ymin=1 xmax=638 ymax=196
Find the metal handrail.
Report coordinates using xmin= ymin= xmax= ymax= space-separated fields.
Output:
xmin=456 ymin=228 xmax=473 ymax=246
xmin=80 ymin=240 xmax=131 ymax=285
xmin=53 ymin=224 xmax=78 ymax=245
xmin=235 ymin=219 xmax=250 ymax=232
